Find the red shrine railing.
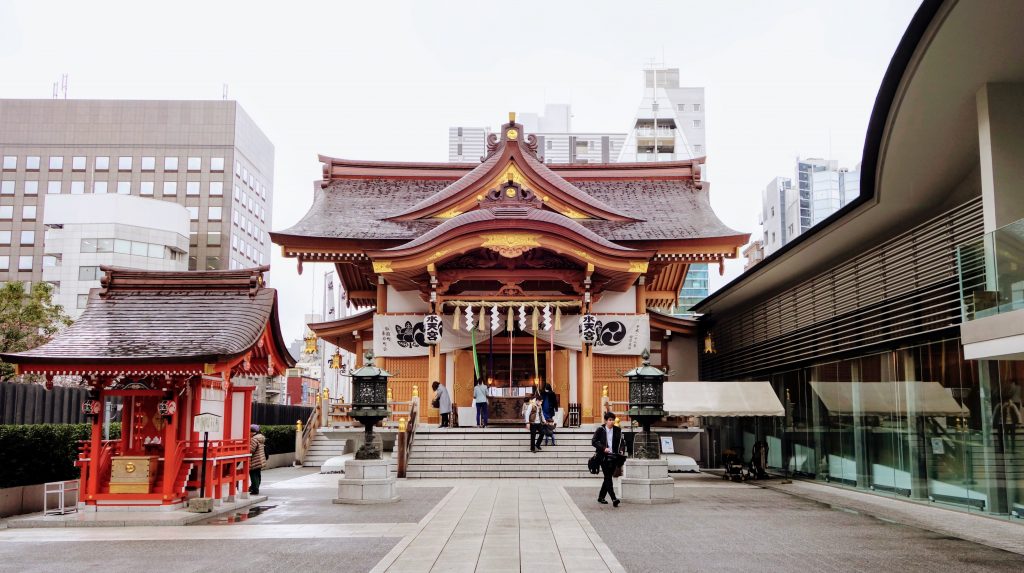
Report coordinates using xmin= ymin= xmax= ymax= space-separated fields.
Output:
xmin=77 ymin=438 xmax=252 ymax=504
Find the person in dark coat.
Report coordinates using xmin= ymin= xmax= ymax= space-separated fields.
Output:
xmin=591 ymin=411 xmax=623 ymax=506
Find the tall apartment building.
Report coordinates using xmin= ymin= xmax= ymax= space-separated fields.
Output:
xmin=760 ymin=159 xmax=860 ymax=257
xmin=618 ymin=67 xmax=706 ymax=162
xmin=448 ymin=105 xmax=625 ymax=164
xmin=0 ymin=99 xmax=274 ymax=291
xmin=674 ymin=263 xmax=710 ymax=317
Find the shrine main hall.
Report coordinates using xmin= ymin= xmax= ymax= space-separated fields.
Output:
xmin=272 ymin=114 xmax=747 ymax=424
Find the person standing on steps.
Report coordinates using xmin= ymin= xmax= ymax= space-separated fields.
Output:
xmin=592 ymin=411 xmax=623 ymax=507
xmin=473 ymin=378 xmax=489 ymax=428
xmin=525 ymin=396 xmax=545 ymax=452
xmin=432 ymin=380 xmax=452 ymax=428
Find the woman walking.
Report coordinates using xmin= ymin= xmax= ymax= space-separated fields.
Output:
xmin=432 ymin=380 xmax=452 ymax=428
xmin=591 ymin=411 xmax=622 ymax=506
xmin=473 ymin=378 xmax=489 ymax=428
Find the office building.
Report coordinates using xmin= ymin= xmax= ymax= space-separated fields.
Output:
xmin=695 ymin=0 xmax=1024 ymax=521
xmin=0 ymin=99 xmax=274 ymax=292
xmin=618 ymin=66 xmax=706 ymax=162
xmin=760 ymin=160 xmax=860 ymax=256
xmin=41 ymin=194 xmax=189 ymax=318
xmin=674 ymin=263 xmax=709 ymax=317
xmin=761 ymin=176 xmax=792 ymax=255
xmin=448 ymin=105 xmax=624 ymax=164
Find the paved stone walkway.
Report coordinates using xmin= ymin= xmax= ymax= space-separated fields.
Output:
xmin=1 ymin=468 xmax=1021 ymax=572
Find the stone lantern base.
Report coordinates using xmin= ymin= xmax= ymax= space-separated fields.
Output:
xmin=621 ymin=459 xmax=677 ymax=504
xmin=333 ymin=459 xmax=399 ymax=505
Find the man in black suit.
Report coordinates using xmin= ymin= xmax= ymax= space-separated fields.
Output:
xmin=591 ymin=411 xmax=623 ymax=507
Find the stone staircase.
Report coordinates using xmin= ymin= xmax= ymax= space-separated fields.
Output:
xmin=303 ymin=432 xmax=349 ymax=467
xmin=406 ymin=426 xmax=597 ymax=478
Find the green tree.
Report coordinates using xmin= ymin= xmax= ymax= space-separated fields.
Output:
xmin=0 ymin=281 xmax=72 ymax=380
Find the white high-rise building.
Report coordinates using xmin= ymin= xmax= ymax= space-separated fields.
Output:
xmin=759 ymin=159 xmax=861 ymax=257
xmin=448 ymin=105 xmax=624 ymax=164
xmin=41 ymin=194 xmax=189 ymax=317
xmin=618 ymin=67 xmax=706 ymax=162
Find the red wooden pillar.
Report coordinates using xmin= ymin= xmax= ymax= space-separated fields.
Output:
xmin=241 ymin=386 xmax=254 ymax=493
xmin=160 ymin=389 xmax=180 ymax=502
xmin=88 ymin=407 xmax=102 ymax=500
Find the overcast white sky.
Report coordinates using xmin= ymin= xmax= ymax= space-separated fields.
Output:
xmin=0 ymin=0 xmax=921 ymax=340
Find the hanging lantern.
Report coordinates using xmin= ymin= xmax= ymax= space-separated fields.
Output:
xmin=303 ymin=330 xmax=318 ymax=354
xmin=579 ymin=313 xmax=598 ymax=345
xmin=464 ymin=305 xmax=474 ymax=331
xmin=330 ymin=351 xmax=343 ymax=369
xmin=157 ymin=400 xmax=177 ymax=417
xmin=82 ymin=399 xmax=102 ymax=417
xmin=542 ymin=304 xmax=552 ymax=331
xmin=703 ymin=331 xmax=716 ymax=354
xmin=490 ymin=304 xmax=500 ymax=331
xmin=423 ymin=314 xmax=443 ymax=345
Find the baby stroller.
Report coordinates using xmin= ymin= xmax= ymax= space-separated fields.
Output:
xmin=721 ymin=449 xmax=750 ymax=482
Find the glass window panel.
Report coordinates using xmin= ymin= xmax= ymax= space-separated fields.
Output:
xmin=77 ymin=294 xmax=88 ymax=309
xmin=141 ymin=156 xmax=155 ymax=171
xmin=187 ymin=206 xmax=199 ymax=220
xmin=2 ymin=156 xmax=15 ymax=170
xmin=187 ymin=157 xmax=201 ymax=171
xmin=95 ymin=156 xmax=109 ymax=170
xmin=22 ymin=206 xmax=36 ymax=220
xmin=93 ymin=181 xmax=108 ymax=194
xmin=209 ymin=182 xmax=223 ymax=196
xmin=47 ymin=181 xmax=61 ymax=194
xmin=18 ymin=256 xmax=32 ymax=271
xmin=78 ymin=266 xmax=100 ymax=280
xmin=113 ymin=239 xmax=131 ymax=254
xmin=96 ymin=239 xmax=113 ymax=253
xmin=20 ymin=230 xmax=34 ymax=245
xmin=163 ymin=182 xmax=177 ymax=196
xmin=164 ymin=157 xmax=178 ymax=171
xmin=147 ymin=243 xmax=163 ymax=258
xmin=208 ymin=206 xmax=222 ymax=220
xmin=70 ymin=181 xmax=85 ymax=194
xmin=26 ymin=156 xmax=40 ymax=170
xmin=118 ymin=156 xmax=132 ymax=171
xmin=210 ymin=157 xmax=224 ymax=172
xmin=80 ymin=238 xmax=98 ymax=253
xmin=0 ymin=181 xmax=13 ymax=195
xmin=49 ymin=156 xmax=63 ymax=170
xmin=0 ymin=231 xmax=10 ymax=245
xmin=42 ymin=256 xmax=57 ymax=268
xmin=207 ymin=231 xmax=222 ymax=246
xmin=0 ymin=206 xmax=12 ymax=219
xmin=186 ymin=182 xmax=199 ymax=195
xmin=24 ymin=181 xmax=38 ymax=195
xmin=72 ymin=156 xmax=86 ymax=170
xmin=117 ymin=181 xmax=131 ymax=195
xmin=130 ymin=241 xmax=147 ymax=256
xmin=235 ymin=161 xmax=241 ymax=176
xmin=140 ymin=181 xmax=154 ymax=195
xmin=0 ymin=255 xmax=8 ymax=270
xmin=205 ymin=256 xmax=222 ymax=270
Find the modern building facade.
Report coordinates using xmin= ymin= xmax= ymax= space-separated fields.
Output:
xmin=674 ymin=263 xmax=709 ymax=317
xmin=618 ymin=66 xmax=706 ymax=163
xmin=448 ymin=105 xmax=624 ymax=165
xmin=41 ymin=194 xmax=189 ymax=317
xmin=695 ymin=0 xmax=1024 ymax=521
xmin=760 ymin=160 xmax=861 ymax=257
xmin=0 ymin=99 xmax=274 ymax=290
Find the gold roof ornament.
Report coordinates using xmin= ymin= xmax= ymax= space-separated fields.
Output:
xmin=303 ymin=330 xmax=318 ymax=355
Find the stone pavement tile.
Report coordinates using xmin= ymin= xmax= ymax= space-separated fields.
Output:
xmin=761 ymin=479 xmax=1024 ymax=557
xmin=567 ymin=475 xmax=1024 ymax=573
xmin=381 ymin=486 xmax=477 ymax=573
xmin=519 ymin=485 xmax=565 ymax=573
xmin=475 ymin=485 xmax=521 ymax=572
xmin=0 ymin=538 xmax=400 ymax=573
xmin=431 ymin=485 xmax=497 ymax=573
xmin=231 ymin=483 xmax=451 ymax=525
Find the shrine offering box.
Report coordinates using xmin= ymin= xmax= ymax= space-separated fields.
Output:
xmin=109 ymin=456 xmax=159 ymax=494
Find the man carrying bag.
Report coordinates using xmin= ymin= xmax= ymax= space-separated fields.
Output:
xmin=591 ymin=411 xmax=624 ymax=506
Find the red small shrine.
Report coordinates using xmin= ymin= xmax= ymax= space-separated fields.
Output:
xmin=1 ymin=267 xmax=294 ymax=508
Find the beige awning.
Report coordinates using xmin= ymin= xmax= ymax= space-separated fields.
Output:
xmin=808 ymin=381 xmax=968 ymax=416
xmin=663 ymin=381 xmax=785 ymax=417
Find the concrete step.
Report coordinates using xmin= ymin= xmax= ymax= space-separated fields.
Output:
xmin=406 ymin=470 xmax=597 ymax=479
